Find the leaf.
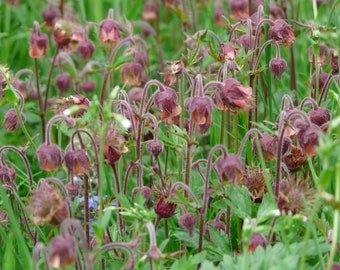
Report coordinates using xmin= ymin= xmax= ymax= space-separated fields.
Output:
xmin=3 ymin=85 xmax=19 ymax=104
xmin=224 ymin=185 xmax=253 ymax=219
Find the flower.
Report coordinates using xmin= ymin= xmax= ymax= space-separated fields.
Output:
xmin=297 ymin=123 xmax=321 ymax=156
xmin=214 ymin=154 xmax=244 ymax=184
xmin=3 ymin=108 xmax=25 ymax=131
xmin=268 ymin=19 xmax=295 ymax=47
xmin=213 ymin=78 xmax=252 ymax=112
xmin=154 ymin=87 xmax=182 ymax=125
xmin=248 ymin=233 xmax=268 ymax=252
xmin=0 ymin=166 xmax=16 ymax=186
xmin=29 ymin=22 xmax=49 ymax=58
xmin=49 ymin=234 xmax=77 ymax=268
xmin=64 ymin=149 xmax=91 ymax=176
xmin=121 ymin=62 xmax=146 ymax=86
xmin=229 ymin=0 xmax=248 ymax=20
xmin=99 ymin=9 xmax=120 ymax=44
xmin=186 ymin=96 xmax=213 ymax=134
xmin=35 ymin=143 xmax=63 ymax=172
xmin=77 ymin=39 xmax=95 ymax=59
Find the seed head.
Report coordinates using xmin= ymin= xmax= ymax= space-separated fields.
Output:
xmin=28 ymin=181 xmax=68 ymax=225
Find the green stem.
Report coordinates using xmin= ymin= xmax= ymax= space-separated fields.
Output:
xmin=14 ymin=104 xmax=37 ymax=150
xmin=220 ymin=110 xmax=226 ymax=145
xmin=326 ymin=163 xmax=340 ymax=270
xmin=233 ymin=112 xmax=238 ymax=153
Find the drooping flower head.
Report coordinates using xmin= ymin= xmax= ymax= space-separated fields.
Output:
xmin=29 ymin=21 xmax=49 ymax=58
xmin=213 ymin=78 xmax=252 ymax=112
xmin=268 ymin=19 xmax=295 ymax=47
xmin=154 ymin=86 xmax=182 ymax=125
xmin=99 ymin=9 xmax=120 ymax=45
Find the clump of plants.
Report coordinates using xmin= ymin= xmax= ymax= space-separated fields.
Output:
xmin=0 ymin=0 xmax=339 ymax=269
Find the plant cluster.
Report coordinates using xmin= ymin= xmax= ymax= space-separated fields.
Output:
xmin=0 ymin=0 xmax=339 ymax=269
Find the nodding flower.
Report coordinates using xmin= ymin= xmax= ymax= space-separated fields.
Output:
xmin=29 ymin=21 xmax=49 ymax=58
xmin=268 ymin=19 xmax=295 ymax=47
xmin=99 ymin=9 xmax=120 ymax=44
xmin=213 ymin=78 xmax=252 ymax=112
xmin=154 ymin=86 xmax=182 ymax=125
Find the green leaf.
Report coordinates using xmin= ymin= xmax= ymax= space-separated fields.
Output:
xmin=3 ymin=85 xmax=19 ymax=104
xmin=224 ymin=185 xmax=253 ymax=219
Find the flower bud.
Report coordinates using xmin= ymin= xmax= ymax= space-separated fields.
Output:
xmin=147 ymin=140 xmax=164 ymax=159
xmin=3 ymin=108 xmax=25 ymax=131
xmin=55 ymin=74 xmax=72 ymax=93
xmin=79 ymin=80 xmax=96 ymax=93
xmin=42 ymin=4 xmax=60 ymax=29
xmin=269 ymin=58 xmax=287 ymax=79
xmin=179 ymin=213 xmax=197 ymax=237
xmin=132 ymin=186 xmax=152 ymax=201
xmin=77 ymin=39 xmax=95 ymax=59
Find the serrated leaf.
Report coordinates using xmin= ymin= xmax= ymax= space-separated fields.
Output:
xmin=224 ymin=185 xmax=252 ymax=219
